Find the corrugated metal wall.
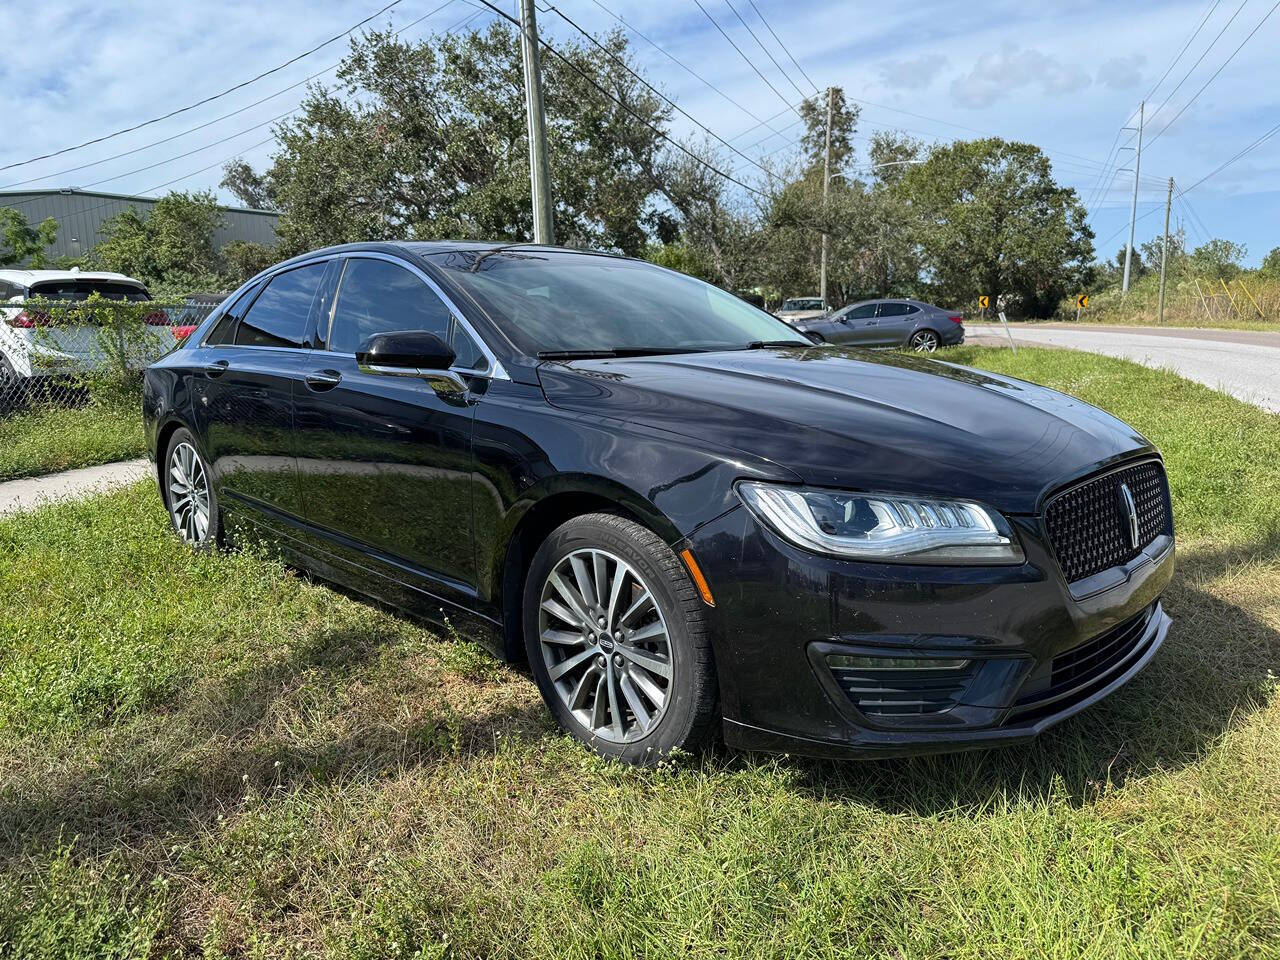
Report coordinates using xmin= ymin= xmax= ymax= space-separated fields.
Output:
xmin=0 ymin=189 xmax=279 ymax=261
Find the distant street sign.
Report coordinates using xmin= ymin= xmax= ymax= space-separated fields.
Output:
xmin=978 ymin=295 xmax=990 ymax=309
xmin=1076 ymin=294 xmax=1089 ymax=309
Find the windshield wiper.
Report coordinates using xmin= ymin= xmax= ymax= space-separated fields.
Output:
xmin=744 ymin=339 xmax=814 ymax=349
xmin=537 ymin=347 xmax=706 ymax=360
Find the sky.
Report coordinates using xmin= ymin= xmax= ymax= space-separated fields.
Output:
xmin=1 ymin=0 xmax=1277 ymax=264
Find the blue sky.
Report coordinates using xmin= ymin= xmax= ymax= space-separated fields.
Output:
xmin=2 ymin=0 xmax=1276 ymax=264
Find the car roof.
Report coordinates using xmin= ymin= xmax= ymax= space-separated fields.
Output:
xmin=259 ymin=240 xmax=633 ymax=276
xmin=0 ymin=268 xmax=145 ymax=285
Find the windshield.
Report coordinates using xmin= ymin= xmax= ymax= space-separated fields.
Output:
xmin=430 ymin=250 xmax=808 ymax=356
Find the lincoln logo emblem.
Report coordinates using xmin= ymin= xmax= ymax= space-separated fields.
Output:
xmin=1118 ymin=483 xmax=1140 ymax=549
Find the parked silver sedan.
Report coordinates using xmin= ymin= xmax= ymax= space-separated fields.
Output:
xmin=794 ymin=298 xmax=965 ymax=352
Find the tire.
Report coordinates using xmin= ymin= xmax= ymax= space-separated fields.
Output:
xmin=0 ymin=353 xmax=27 ymax=414
xmin=162 ymin=427 xmax=223 ymax=549
xmin=909 ymin=329 xmax=940 ymax=352
xmin=523 ymin=513 xmax=719 ymax=765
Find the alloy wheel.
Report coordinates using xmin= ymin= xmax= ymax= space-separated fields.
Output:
xmin=911 ymin=331 xmax=940 ymax=353
xmin=537 ymin=548 xmax=673 ymax=743
xmin=168 ymin=441 xmax=211 ymax=545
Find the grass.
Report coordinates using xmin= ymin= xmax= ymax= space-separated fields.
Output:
xmin=1063 ymin=270 xmax=1280 ymax=332
xmin=0 ymin=397 xmax=146 ymax=482
xmin=0 ymin=346 xmax=1278 ymax=957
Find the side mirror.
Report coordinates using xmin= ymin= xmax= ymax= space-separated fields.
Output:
xmin=356 ymin=330 xmax=465 ymax=394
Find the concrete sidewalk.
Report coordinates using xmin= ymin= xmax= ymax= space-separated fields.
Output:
xmin=0 ymin=458 xmax=151 ymax=518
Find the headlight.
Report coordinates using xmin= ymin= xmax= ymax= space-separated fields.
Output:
xmin=737 ymin=482 xmax=1025 ymax=564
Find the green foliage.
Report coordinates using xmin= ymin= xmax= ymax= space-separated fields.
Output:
xmin=896 ymin=138 xmax=1095 ymax=315
xmin=260 ymin=24 xmax=671 ymax=257
xmin=797 ymin=87 xmax=859 ymax=170
xmin=0 ymin=207 xmax=58 ymax=268
xmin=91 ymin=190 xmax=228 ymax=292
xmin=644 ymin=240 xmax=715 ymax=283
xmin=222 ymin=239 xmax=277 ymax=285
xmin=1188 ymin=237 xmax=1246 ymax=281
xmin=0 ymin=398 xmax=145 ymax=481
xmin=1259 ymin=246 xmax=1280 ymax=279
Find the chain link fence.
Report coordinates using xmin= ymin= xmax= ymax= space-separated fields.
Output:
xmin=0 ymin=296 xmax=221 ymax=418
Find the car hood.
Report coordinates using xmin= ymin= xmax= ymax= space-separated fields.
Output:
xmin=536 ymin=347 xmax=1155 ymax=514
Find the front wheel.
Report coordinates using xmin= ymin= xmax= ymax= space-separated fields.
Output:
xmin=523 ymin=513 xmax=719 ymax=765
xmin=910 ymin=330 xmax=940 ymax=352
xmin=163 ymin=427 xmax=222 ymax=548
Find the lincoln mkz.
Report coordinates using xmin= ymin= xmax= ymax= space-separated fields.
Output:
xmin=143 ymin=242 xmax=1174 ymax=764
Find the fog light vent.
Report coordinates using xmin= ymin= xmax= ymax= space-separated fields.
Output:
xmin=827 ymin=654 xmax=975 ymax=719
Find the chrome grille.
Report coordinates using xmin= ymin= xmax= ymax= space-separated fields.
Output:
xmin=1044 ymin=460 xmax=1171 ymax=583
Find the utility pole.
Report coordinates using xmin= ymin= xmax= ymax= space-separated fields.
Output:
xmin=519 ymin=0 xmax=553 ymax=244
xmin=1121 ymin=101 xmax=1144 ymax=296
xmin=1158 ymin=177 xmax=1173 ymax=324
xmin=819 ymin=87 xmax=833 ymax=306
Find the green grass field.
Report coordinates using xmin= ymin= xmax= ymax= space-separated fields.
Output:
xmin=0 ymin=346 xmax=1277 ymax=957
xmin=0 ymin=398 xmax=146 ymax=482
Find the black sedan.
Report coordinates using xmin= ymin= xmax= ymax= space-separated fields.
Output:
xmin=143 ymin=242 xmax=1174 ymax=765
xmin=794 ymin=298 xmax=965 ymax=351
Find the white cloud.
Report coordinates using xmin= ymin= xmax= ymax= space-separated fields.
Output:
xmin=876 ymin=54 xmax=949 ymax=91
xmin=1096 ymin=54 xmax=1146 ymax=90
xmin=950 ymin=44 xmax=1092 ymax=108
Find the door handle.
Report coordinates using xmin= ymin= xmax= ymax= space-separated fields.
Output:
xmin=204 ymin=359 xmax=229 ymax=378
xmin=305 ymin=369 xmax=342 ymax=391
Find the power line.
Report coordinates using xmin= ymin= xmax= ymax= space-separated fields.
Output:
xmin=542 ymin=3 xmax=780 ymax=180
xmin=1179 ymin=117 xmax=1280 ymax=194
xmin=585 ymin=0 xmax=784 ymax=138
xmin=0 ymin=0 xmax=465 ymax=195
xmin=1144 ymin=0 xmax=1224 ymax=103
xmin=745 ymin=0 xmax=821 ymax=94
xmin=1145 ymin=0 xmax=1280 ymax=149
xmin=1142 ymin=0 xmax=1248 ymax=133
xmin=471 ymin=0 xmax=775 ymax=202
xmin=690 ymin=0 xmax=807 ymax=118
xmin=721 ymin=0 xmax=811 ymax=103
xmin=0 ymin=0 xmax=409 ymax=174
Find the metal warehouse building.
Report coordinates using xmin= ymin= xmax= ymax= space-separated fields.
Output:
xmin=0 ymin=188 xmax=279 ymax=261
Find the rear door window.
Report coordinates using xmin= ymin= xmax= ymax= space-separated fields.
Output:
xmin=877 ymin=302 xmax=911 ymax=317
xmin=234 ymin=263 xmax=327 ymax=348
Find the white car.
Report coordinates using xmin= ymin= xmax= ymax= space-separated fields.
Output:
xmin=0 ymin=269 xmax=173 ymax=386
xmin=774 ymin=296 xmax=828 ymax=324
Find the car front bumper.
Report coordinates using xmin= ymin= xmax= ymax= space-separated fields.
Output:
xmin=678 ymin=504 xmax=1174 ymax=759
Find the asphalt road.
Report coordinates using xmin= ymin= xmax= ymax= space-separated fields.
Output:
xmin=965 ymin=324 xmax=1280 ymax=414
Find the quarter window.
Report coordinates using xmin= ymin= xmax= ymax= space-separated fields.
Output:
xmin=234 ymin=263 xmax=327 ymax=348
xmin=205 ymin=281 xmax=263 ymax=345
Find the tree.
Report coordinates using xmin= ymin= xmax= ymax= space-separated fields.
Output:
xmin=250 ymin=24 xmax=671 ymax=257
xmin=1188 ymin=238 xmax=1245 ymax=281
xmin=1260 ymin=246 xmax=1280 ymax=279
xmin=897 ymin=138 xmax=1094 ymax=316
xmin=223 ymin=240 xmax=278 ymax=284
xmin=797 ymin=88 xmax=859 ymax=171
xmin=92 ymin=191 xmax=226 ymax=293
xmin=867 ymin=131 xmax=924 ymax=186
xmin=220 ymin=159 xmax=277 ymax=210
xmin=0 ymin=208 xmax=58 ymax=267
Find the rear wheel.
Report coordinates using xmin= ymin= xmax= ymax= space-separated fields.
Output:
xmin=163 ymin=428 xmax=222 ymax=549
xmin=523 ymin=513 xmax=718 ymax=765
xmin=910 ymin=329 xmax=940 ymax=352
